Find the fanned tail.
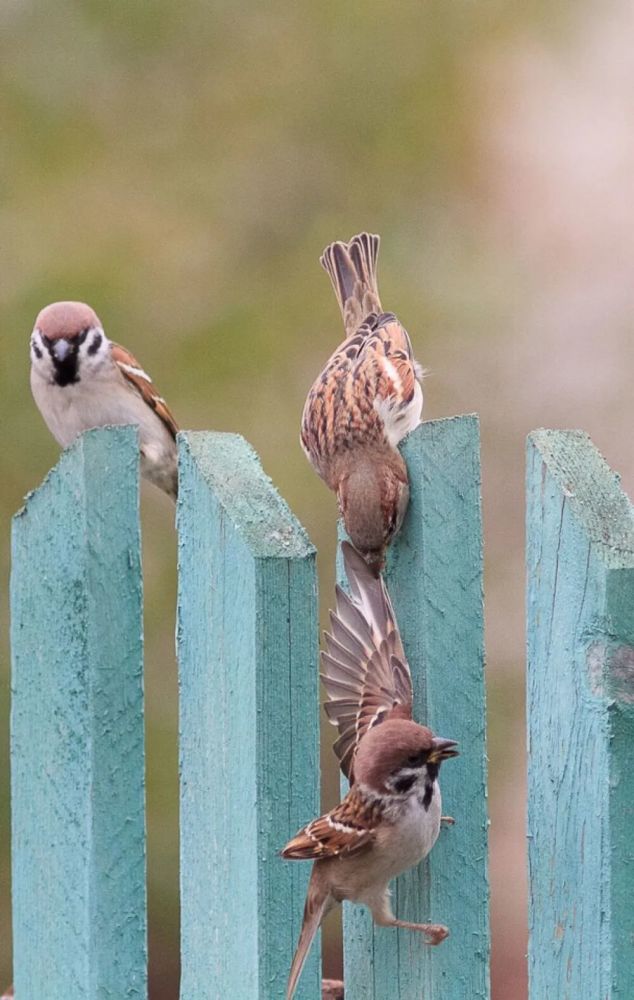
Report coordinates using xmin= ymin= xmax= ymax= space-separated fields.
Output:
xmin=286 ymin=871 xmax=333 ymax=1000
xmin=320 ymin=232 xmax=382 ymax=336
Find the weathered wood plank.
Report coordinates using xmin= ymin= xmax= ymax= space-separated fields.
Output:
xmin=526 ymin=430 xmax=634 ymax=1000
xmin=177 ymin=431 xmax=320 ymax=1000
xmin=10 ymin=427 xmax=147 ymax=999
xmin=339 ymin=415 xmax=490 ymax=1000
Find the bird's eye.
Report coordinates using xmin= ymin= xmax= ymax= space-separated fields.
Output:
xmin=407 ymin=750 xmax=427 ymax=768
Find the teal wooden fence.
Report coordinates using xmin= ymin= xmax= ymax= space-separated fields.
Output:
xmin=8 ymin=420 xmax=634 ymax=998
xmin=526 ymin=430 xmax=634 ymax=1000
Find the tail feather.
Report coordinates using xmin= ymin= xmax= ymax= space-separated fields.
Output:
xmin=320 ymin=232 xmax=382 ymax=336
xmin=287 ymin=872 xmax=333 ymax=1000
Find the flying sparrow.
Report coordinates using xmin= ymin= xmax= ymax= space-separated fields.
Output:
xmin=281 ymin=541 xmax=458 ymax=1000
xmin=301 ymin=232 xmax=425 ymax=574
xmin=30 ymin=301 xmax=178 ymax=500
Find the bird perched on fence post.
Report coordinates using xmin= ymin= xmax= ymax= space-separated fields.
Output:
xmin=30 ymin=301 xmax=179 ymax=500
xmin=301 ymin=232 xmax=425 ymax=575
xmin=281 ymin=541 xmax=458 ymax=1000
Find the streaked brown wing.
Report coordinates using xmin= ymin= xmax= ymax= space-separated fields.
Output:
xmin=363 ymin=315 xmax=421 ymax=408
xmin=281 ymin=786 xmax=379 ymax=861
xmin=321 ymin=541 xmax=413 ymax=782
xmin=300 ymin=312 xmax=421 ymax=481
xmin=111 ymin=342 xmax=178 ymax=439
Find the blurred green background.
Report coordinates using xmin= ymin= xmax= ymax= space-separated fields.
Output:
xmin=3 ymin=1 xmax=634 ymax=996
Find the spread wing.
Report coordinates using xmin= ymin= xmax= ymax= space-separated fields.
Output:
xmin=281 ymin=786 xmax=380 ymax=861
xmin=321 ymin=541 xmax=413 ymax=782
xmin=300 ymin=312 xmax=423 ymax=481
xmin=111 ymin=342 xmax=178 ymax=439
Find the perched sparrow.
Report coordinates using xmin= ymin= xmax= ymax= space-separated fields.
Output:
xmin=281 ymin=542 xmax=458 ymax=1000
xmin=30 ymin=301 xmax=178 ymax=500
xmin=301 ymin=233 xmax=424 ymax=574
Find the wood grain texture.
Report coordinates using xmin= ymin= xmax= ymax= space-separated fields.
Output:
xmin=10 ymin=427 xmax=147 ymax=999
xmin=177 ymin=432 xmax=320 ymax=1000
xmin=527 ymin=430 xmax=634 ymax=1000
xmin=339 ymin=415 xmax=490 ymax=1000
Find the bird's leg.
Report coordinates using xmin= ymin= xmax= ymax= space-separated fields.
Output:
xmin=369 ymin=891 xmax=449 ymax=946
xmin=389 ymin=919 xmax=449 ymax=945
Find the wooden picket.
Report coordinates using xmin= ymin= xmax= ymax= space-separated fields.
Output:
xmin=10 ymin=427 xmax=146 ymax=999
xmin=526 ymin=430 xmax=634 ymax=1000
xmin=339 ymin=415 xmax=490 ymax=1000
xmin=176 ymin=432 xmax=320 ymax=1000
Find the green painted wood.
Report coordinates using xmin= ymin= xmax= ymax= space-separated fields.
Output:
xmin=177 ymin=431 xmax=320 ymax=1000
xmin=10 ymin=427 xmax=147 ymax=999
xmin=339 ymin=415 xmax=490 ymax=1000
xmin=526 ymin=430 xmax=634 ymax=1000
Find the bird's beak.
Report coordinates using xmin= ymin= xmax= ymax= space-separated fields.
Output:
xmin=52 ymin=339 xmax=72 ymax=362
xmin=429 ymin=737 xmax=459 ymax=762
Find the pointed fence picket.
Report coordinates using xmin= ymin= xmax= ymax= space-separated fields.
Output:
xmin=10 ymin=427 xmax=146 ymax=1000
xmin=176 ymin=431 xmax=320 ymax=1000
xmin=526 ymin=430 xmax=634 ymax=1000
xmin=7 ymin=420 xmax=634 ymax=998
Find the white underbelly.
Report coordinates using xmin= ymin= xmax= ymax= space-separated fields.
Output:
xmin=378 ymin=786 xmax=441 ymax=878
xmin=31 ymin=371 xmax=177 ymax=493
xmin=332 ymin=785 xmax=442 ymax=905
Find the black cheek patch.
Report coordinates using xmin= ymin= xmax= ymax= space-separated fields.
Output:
xmin=87 ymin=332 xmax=102 ymax=356
xmin=422 ymin=780 xmax=434 ymax=810
xmin=393 ymin=773 xmax=416 ymax=795
xmin=32 ymin=342 xmax=43 ymax=360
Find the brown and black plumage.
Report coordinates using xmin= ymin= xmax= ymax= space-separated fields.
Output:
xmin=301 ymin=233 xmax=424 ymax=574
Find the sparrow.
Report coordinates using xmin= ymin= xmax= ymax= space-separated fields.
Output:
xmin=301 ymin=232 xmax=425 ymax=575
xmin=30 ymin=301 xmax=179 ymax=500
xmin=281 ymin=541 xmax=458 ymax=1000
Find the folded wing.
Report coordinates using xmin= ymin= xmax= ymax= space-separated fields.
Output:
xmin=281 ymin=785 xmax=380 ymax=860
xmin=112 ymin=342 xmax=179 ymax=440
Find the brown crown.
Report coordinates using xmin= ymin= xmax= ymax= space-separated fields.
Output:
xmin=34 ymin=301 xmax=102 ymax=340
xmin=354 ymin=718 xmax=435 ymax=791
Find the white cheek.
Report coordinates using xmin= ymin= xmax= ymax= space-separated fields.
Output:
xmin=31 ymin=347 xmax=53 ymax=381
xmin=77 ymin=340 xmax=111 ymax=377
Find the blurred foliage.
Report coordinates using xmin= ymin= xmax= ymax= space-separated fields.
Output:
xmin=0 ymin=0 xmax=585 ymax=996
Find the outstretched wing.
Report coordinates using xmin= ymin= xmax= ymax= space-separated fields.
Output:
xmin=281 ymin=786 xmax=380 ymax=861
xmin=111 ymin=342 xmax=178 ymax=440
xmin=321 ymin=541 xmax=413 ymax=782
